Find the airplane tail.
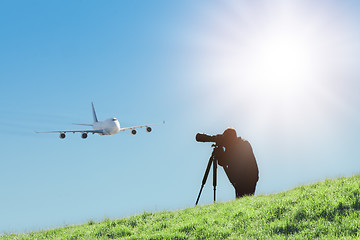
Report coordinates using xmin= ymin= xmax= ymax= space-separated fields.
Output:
xmin=91 ymin=102 xmax=98 ymax=123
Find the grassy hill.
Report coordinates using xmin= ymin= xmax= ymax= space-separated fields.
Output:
xmin=2 ymin=174 xmax=360 ymax=239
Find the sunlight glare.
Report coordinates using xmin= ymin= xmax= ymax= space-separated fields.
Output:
xmin=189 ymin=1 xmax=357 ymax=137
xmin=247 ymin=28 xmax=315 ymax=100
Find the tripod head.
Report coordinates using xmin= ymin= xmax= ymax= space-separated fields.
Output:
xmin=210 ymin=144 xmax=225 ymax=164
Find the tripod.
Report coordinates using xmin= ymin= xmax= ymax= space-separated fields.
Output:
xmin=195 ymin=144 xmax=221 ymax=206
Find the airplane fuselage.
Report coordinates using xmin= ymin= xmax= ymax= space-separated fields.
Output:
xmin=93 ymin=118 xmax=120 ymax=135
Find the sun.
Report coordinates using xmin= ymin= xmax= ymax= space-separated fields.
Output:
xmin=189 ymin=1 xmax=355 ymax=135
xmin=247 ymin=30 xmax=315 ymax=98
xmin=256 ymin=34 xmax=312 ymax=86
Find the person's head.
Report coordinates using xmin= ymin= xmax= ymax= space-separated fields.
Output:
xmin=222 ymin=128 xmax=237 ymax=147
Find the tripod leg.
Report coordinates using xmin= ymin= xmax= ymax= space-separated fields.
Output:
xmin=195 ymin=156 xmax=213 ymax=206
xmin=213 ymin=158 xmax=217 ymax=203
xmin=195 ymin=185 xmax=204 ymax=206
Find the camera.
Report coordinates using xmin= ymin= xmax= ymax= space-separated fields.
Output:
xmin=196 ymin=133 xmax=225 ymax=146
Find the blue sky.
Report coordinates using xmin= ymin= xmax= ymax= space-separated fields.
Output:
xmin=1 ymin=0 xmax=360 ymax=234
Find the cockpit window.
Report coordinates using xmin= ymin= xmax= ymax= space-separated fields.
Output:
xmin=112 ymin=118 xmax=117 ymax=121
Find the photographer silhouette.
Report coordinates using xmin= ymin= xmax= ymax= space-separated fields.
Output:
xmin=219 ymin=128 xmax=259 ymax=197
xmin=196 ymin=128 xmax=259 ymax=199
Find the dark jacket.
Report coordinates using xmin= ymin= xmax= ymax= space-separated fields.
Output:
xmin=218 ymin=138 xmax=259 ymax=186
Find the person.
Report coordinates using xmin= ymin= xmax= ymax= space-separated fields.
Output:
xmin=215 ymin=128 xmax=259 ymax=198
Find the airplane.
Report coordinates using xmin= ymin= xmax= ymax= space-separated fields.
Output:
xmin=36 ymin=102 xmax=164 ymax=139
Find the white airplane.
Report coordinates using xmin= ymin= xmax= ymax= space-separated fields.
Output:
xmin=36 ymin=102 xmax=164 ymax=139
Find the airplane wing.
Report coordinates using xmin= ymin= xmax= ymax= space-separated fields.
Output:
xmin=35 ymin=129 xmax=104 ymax=134
xmin=119 ymin=121 xmax=165 ymax=131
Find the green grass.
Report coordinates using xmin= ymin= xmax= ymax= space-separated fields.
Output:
xmin=2 ymin=174 xmax=360 ymax=239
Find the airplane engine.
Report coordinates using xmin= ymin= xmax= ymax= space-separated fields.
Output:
xmin=59 ymin=133 xmax=66 ymax=139
xmin=81 ymin=133 xmax=88 ymax=139
xmin=131 ymin=129 xmax=137 ymax=135
xmin=146 ymin=127 xmax=152 ymax=133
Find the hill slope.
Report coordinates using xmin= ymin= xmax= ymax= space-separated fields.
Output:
xmin=2 ymin=174 xmax=360 ymax=239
